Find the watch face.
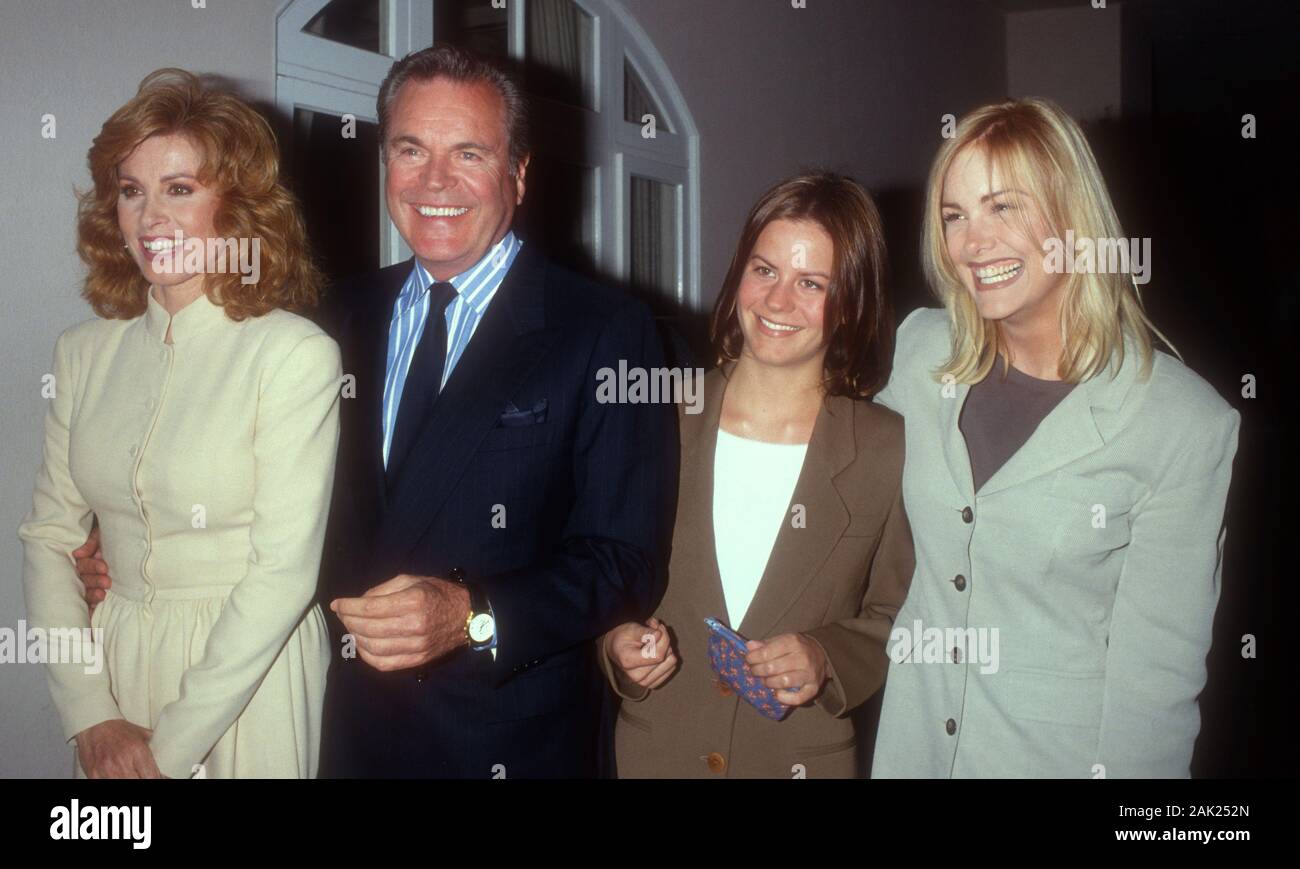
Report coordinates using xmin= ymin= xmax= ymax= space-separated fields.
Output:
xmin=469 ymin=613 xmax=495 ymax=643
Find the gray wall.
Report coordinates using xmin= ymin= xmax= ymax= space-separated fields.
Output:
xmin=0 ymin=0 xmax=1005 ymax=777
xmin=1007 ymin=2 xmax=1123 ymax=121
xmin=623 ymin=0 xmax=1006 ymax=309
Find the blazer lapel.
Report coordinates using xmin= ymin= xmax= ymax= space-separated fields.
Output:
xmin=737 ymin=391 xmax=855 ymax=641
xmin=976 ymin=342 xmax=1141 ymax=497
xmin=976 ymin=385 xmax=1102 ymax=496
xmin=377 ymin=247 xmax=562 ymax=562
xmin=940 ymin=379 xmax=976 ymax=502
xmin=346 ymin=261 xmax=409 ymax=524
xmin=673 ymin=367 xmax=730 ymax=626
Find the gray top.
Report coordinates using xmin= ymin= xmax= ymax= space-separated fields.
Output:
xmin=959 ymin=359 xmax=1076 ymax=493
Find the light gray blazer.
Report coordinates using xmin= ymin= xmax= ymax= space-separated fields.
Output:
xmin=870 ymin=308 xmax=1240 ymax=778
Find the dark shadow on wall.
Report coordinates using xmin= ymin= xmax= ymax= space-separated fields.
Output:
xmin=1080 ymin=0 xmax=1300 ymax=775
xmin=1085 ymin=105 xmax=1299 ymax=778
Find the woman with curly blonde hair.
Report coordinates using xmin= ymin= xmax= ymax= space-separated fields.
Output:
xmin=19 ymin=69 xmax=340 ymax=778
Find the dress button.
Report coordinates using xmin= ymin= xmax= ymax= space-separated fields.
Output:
xmin=128 ymin=445 xmax=138 ymax=457
xmin=961 ymin=506 xmax=973 ymax=523
xmin=953 ymin=574 xmax=967 ymax=591
xmin=705 ymin=752 xmax=726 ymax=774
xmin=714 ymin=679 xmax=732 ymax=697
xmin=945 ymin=718 xmax=957 ymax=736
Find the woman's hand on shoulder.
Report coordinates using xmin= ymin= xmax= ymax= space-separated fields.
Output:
xmin=604 ymin=616 xmax=678 ymax=690
xmin=75 ymin=719 xmax=163 ymax=779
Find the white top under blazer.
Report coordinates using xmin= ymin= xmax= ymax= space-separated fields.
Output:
xmin=712 ymin=429 xmax=809 ymax=626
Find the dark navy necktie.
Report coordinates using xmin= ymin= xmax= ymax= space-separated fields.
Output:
xmin=386 ymin=280 xmax=457 ymax=484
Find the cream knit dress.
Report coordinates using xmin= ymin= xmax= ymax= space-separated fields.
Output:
xmin=19 ymin=289 xmax=340 ymax=778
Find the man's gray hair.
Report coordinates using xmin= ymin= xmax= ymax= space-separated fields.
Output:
xmin=377 ymin=43 xmax=531 ymax=170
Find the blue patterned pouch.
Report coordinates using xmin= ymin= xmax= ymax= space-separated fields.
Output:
xmin=704 ymin=617 xmax=791 ymax=720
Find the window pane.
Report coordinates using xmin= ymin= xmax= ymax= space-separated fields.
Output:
xmin=624 ymin=59 xmax=673 ymax=132
xmin=290 ymin=108 xmax=381 ymax=282
xmin=630 ymin=176 xmax=679 ymax=301
xmin=526 ymin=0 xmax=596 ymax=110
xmin=517 ymin=155 xmax=597 ymax=275
xmin=303 ymin=0 xmax=383 ymax=54
xmin=434 ymin=0 xmax=508 ymax=58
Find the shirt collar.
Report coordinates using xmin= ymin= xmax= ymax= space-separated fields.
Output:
xmin=398 ymin=232 xmax=521 ymax=315
xmin=143 ymin=287 xmax=230 ymax=343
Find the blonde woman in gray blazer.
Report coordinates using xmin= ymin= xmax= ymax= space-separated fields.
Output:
xmin=870 ymin=98 xmax=1240 ymax=778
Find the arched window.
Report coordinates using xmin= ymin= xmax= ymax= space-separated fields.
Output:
xmin=276 ymin=0 xmax=700 ymax=308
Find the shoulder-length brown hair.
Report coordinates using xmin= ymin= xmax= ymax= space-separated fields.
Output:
xmin=709 ymin=171 xmax=892 ymax=399
xmin=77 ymin=68 xmax=321 ymax=320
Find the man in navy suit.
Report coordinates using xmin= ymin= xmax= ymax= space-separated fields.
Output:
xmin=314 ymin=44 xmax=677 ymax=777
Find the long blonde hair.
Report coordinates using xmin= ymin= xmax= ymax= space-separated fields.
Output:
xmin=922 ymin=97 xmax=1173 ymax=384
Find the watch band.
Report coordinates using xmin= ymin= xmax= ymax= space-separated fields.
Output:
xmin=451 ymin=567 xmax=495 ymax=652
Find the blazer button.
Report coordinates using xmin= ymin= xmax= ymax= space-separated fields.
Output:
xmin=705 ymin=752 xmax=726 ymax=774
xmin=961 ymin=506 xmax=973 ymax=523
xmin=714 ymin=679 xmax=732 ymax=697
xmin=945 ymin=718 xmax=957 ymax=736
xmin=953 ymin=574 xmax=967 ymax=591
xmin=414 ymin=669 xmax=427 ymax=683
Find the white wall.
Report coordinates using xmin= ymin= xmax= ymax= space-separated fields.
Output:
xmin=0 ymin=0 xmax=278 ymax=778
xmin=1007 ymin=1 xmax=1123 ymax=121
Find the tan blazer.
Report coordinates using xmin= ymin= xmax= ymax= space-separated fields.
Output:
xmin=601 ymin=365 xmax=914 ymax=778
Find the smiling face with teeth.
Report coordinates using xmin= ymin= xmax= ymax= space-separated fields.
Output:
xmin=735 ymin=218 xmax=832 ymax=374
xmin=116 ymin=132 xmax=219 ymax=298
xmin=940 ymin=145 xmax=1066 ymax=332
xmin=384 ymin=77 xmax=528 ymax=281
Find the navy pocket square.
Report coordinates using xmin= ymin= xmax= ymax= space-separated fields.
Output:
xmin=499 ymin=398 xmax=548 ymax=427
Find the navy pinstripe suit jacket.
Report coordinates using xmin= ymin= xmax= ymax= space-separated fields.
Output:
xmin=315 ymin=244 xmax=678 ymax=777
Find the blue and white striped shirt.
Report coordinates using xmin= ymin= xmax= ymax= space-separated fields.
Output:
xmin=381 ymin=232 xmax=523 ymax=468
